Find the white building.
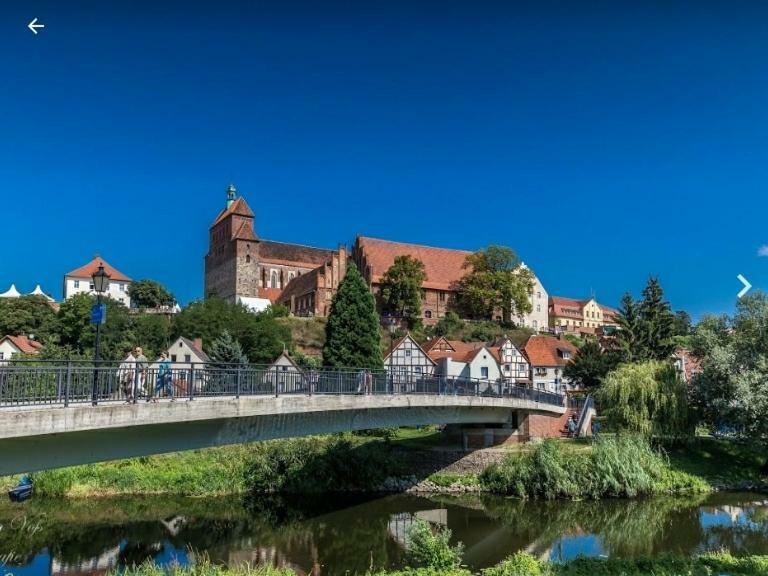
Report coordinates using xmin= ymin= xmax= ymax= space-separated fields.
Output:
xmin=164 ymin=337 xmax=209 ymax=367
xmin=490 ymin=337 xmax=530 ymax=384
xmin=0 ymin=335 xmax=43 ymax=362
xmin=383 ymin=333 xmax=437 ymax=383
xmin=523 ymin=335 xmax=577 ymax=393
xmin=63 ymin=257 xmax=132 ymax=306
xmin=516 ymin=264 xmax=549 ymax=331
xmin=425 ymin=337 xmax=502 ymax=383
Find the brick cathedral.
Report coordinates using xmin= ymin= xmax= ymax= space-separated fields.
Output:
xmin=204 ymin=185 xmax=347 ymax=316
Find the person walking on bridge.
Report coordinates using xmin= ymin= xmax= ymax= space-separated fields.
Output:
xmin=152 ymin=352 xmax=174 ymax=402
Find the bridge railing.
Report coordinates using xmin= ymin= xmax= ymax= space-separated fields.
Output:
xmin=0 ymin=360 xmax=565 ymax=409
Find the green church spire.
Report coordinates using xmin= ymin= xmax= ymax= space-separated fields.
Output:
xmin=226 ymin=183 xmax=237 ymax=208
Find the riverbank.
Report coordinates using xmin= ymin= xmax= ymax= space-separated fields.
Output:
xmin=2 ymin=431 xmax=765 ymax=498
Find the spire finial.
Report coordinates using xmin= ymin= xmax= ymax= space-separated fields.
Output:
xmin=226 ymin=183 xmax=237 ymax=208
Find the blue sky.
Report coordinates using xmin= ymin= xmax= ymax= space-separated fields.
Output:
xmin=1 ymin=0 xmax=767 ymax=318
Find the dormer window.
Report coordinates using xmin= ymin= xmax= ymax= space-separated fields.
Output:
xmin=558 ymin=349 xmax=571 ymax=360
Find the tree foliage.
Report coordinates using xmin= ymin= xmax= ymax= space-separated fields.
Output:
xmin=378 ymin=255 xmax=426 ymax=327
xmin=209 ymin=330 xmax=248 ymax=365
xmin=0 ymin=296 xmax=57 ymax=342
xmin=127 ymin=279 xmax=176 ymax=309
xmin=613 ymin=278 xmax=675 ymax=362
xmin=690 ymin=292 xmax=768 ymax=445
xmin=563 ymin=339 xmax=621 ymax=391
xmin=597 ymin=361 xmax=692 ymax=437
xmin=173 ymin=298 xmax=291 ymax=364
xmin=457 ymin=245 xmax=534 ymax=324
xmin=322 ymin=263 xmax=383 ymax=369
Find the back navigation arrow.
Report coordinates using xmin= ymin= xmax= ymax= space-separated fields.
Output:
xmin=28 ymin=18 xmax=44 ymax=34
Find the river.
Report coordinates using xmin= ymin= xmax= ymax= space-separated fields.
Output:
xmin=1 ymin=491 xmax=767 ymax=575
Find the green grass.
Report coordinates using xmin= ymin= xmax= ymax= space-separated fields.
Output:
xmin=13 ymin=445 xmax=257 ymax=497
xmin=664 ymin=437 xmax=767 ymax=486
xmin=426 ymin=472 xmax=479 ymax=488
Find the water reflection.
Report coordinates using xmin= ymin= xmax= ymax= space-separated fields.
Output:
xmin=1 ymin=492 xmax=767 ymax=576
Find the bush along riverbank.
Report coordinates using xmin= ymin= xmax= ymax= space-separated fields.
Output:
xmin=479 ymin=435 xmax=710 ymax=499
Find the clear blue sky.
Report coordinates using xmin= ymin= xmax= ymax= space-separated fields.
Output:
xmin=2 ymin=0 xmax=767 ymax=318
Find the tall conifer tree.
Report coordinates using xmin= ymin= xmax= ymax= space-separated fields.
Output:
xmin=323 ymin=263 xmax=383 ymax=369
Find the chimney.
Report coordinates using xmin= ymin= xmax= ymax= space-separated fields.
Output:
xmin=194 ymin=338 xmax=203 ymax=350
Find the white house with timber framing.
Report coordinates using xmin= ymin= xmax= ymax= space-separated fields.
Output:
xmin=383 ymin=333 xmax=436 ymax=384
xmin=489 ymin=337 xmax=530 ymax=384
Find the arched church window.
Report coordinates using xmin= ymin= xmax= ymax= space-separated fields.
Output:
xmin=245 ymin=255 xmax=251 ymax=263
xmin=271 ymin=271 xmax=278 ymax=288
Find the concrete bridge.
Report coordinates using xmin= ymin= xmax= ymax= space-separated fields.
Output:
xmin=0 ymin=362 xmax=566 ymax=475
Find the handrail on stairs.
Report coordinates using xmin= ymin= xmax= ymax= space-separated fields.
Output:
xmin=575 ymin=394 xmax=594 ymax=437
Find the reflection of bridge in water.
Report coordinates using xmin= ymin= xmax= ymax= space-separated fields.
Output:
xmin=0 ymin=362 xmax=565 ymax=475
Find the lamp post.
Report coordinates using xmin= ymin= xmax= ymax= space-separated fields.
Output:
xmin=91 ymin=265 xmax=110 ymax=405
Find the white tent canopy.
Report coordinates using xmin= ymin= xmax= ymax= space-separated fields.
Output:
xmin=237 ymin=295 xmax=272 ymax=314
xmin=29 ymin=285 xmax=55 ymax=301
xmin=0 ymin=284 xmax=21 ymax=298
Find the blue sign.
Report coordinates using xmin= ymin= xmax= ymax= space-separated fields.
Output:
xmin=90 ymin=303 xmax=107 ymax=325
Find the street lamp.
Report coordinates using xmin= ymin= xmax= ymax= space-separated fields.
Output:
xmin=91 ymin=264 xmax=110 ymax=405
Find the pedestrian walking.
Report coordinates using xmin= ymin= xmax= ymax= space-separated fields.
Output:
xmin=118 ymin=352 xmax=136 ymax=402
xmin=134 ymin=347 xmax=148 ymax=400
xmin=567 ymin=415 xmax=577 ymax=438
xmin=152 ymin=352 xmax=174 ymax=402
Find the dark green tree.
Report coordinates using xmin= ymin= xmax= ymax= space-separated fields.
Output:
xmin=432 ymin=311 xmax=464 ymax=337
xmin=322 ymin=263 xmax=383 ymax=369
xmin=638 ymin=277 xmax=675 ymax=360
xmin=208 ymin=330 xmax=248 ymax=365
xmin=613 ymin=293 xmax=642 ymax=362
xmin=672 ymin=310 xmax=693 ymax=336
xmin=378 ymin=255 xmax=427 ymax=327
xmin=131 ymin=313 xmax=173 ymax=360
xmin=457 ymin=246 xmax=534 ymax=324
xmin=0 ymin=296 xmax=57 ymax=342
xmin=172 ymin=297 xmax=292 ymax=364
xmin=240 ymin=317 xmax=292 ymax=364
xmin=55 ymin=293 xmax=133 ymax=360
xmin=127 ymin=279 xmax=176 ymax=309
xmin=563 ymin=339 xmax=621 ymax=391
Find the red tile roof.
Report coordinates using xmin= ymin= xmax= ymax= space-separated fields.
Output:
xmin=65 ymin=257 xmax=132 ymax=282
xmin=523 ymin=335 xmax=577 ymax=367
xmin=427 ymin=340 xmax=486 ymax=363
xmin=356 ymin=237 xmax=473 ymax=291
xmin=259 ymin=287 xmax=283 ymax=304
xmin=258 ymin=241 xmax=335 ymax=269
xmin=549 ymin=296 xmax=586 ymax=319
xmin=211 ymin=197 xmax=255 ymax=228
xmin=1 ymin=335 xmax=43 ymax=355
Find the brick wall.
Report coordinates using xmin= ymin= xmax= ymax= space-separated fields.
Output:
xmin=523 ymin=411 xmax=571 ymax=440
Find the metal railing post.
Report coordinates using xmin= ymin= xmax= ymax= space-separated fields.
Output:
xmin=189 ymin=364 xmax=195 ymax=400
xmin=64 ymin=361 xmax=72 ymax=407
xmin=236 ymin=366 xmax=241 ymax=399
xmin=275 ymin=365 xmax=280 ymax=397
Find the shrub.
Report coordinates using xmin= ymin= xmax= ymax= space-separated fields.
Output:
xmin=406 ymin=519 xmax=464 ymax=571
xmin=481 ymin=552 xmax=546 ymax=576
xmin=243 ymin=436 xmax=402 ymax=493
xmin=480 ymin=435 xmax=710 ymax=499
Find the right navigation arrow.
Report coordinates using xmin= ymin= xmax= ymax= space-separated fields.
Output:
xmin=737 ymin=274 xmax=752 ymax=299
